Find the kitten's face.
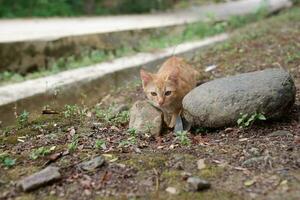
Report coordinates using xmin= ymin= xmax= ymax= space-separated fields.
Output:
xmin=140 ymin=69 xmax=177 ymax=108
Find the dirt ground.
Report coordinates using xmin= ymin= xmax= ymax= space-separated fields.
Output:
xmin=0 ymin=7 xmax=299 ymax=200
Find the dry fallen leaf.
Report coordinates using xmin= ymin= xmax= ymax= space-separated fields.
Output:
xmin=244 ymin=179 xmax=256 ymax=186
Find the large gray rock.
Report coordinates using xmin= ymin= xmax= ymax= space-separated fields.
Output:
xmin=18 ymin=166 xmax=61 ymax=191
xmin=183 ymin=68 xmax=296 ymax=128
xmin=129 ymin=100 xmax=162 ymax=136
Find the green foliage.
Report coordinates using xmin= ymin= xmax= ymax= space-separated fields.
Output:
xmin=0 ymin=153 xmax=16 ymax=168
xmin=0 ymin=0 xmax=176 ymax=18
xmin=127 ymin=128 xmax=137 ymax=137
xmin=29 ymin=146 xmax=56 ymax=160
xmin=118 ymin=136 xmax=136 ymax=147
xmin=68 ymin=140 xmax=78 ymax=152
xmin=68 ymin=135 xmax=78 ymax=152
xmin=63 ymin=104 xmax=85 ymax=118
xmin=17 ymin=110 xmax=30 ymax=127
xmin=237 ymin=112 xmax=267 ymax=128
xmin=94 ymin=139 xmax=107 ymax=150
xmin=118 ymin=128 xmax=139 ymax=147
xmin=94 ymin=105 xmax=129 ymax=126
xmin=175 ymin=131 xmax=191 ymax=146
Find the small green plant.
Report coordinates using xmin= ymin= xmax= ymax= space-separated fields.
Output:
xmin=127 ymin=128 xmax=137 ymax=137
xmin=113 ymin=110 xmax=130 ymax=125
xmin=68 ymin=139 xmax=78 ymax=152
xmin=94 ymin=105 xmax=129 ymax=126
xmin=94 ymin=139 xmax=107 ymax=150
xmin=118 ymin=137 xmax=136 ymax=148
xmin=63 ymin=104 xmax=85 ymax=119
xmin=0 ymin=153 xmax=16 ymax=168
xmin=17 ymin=110 xmax=30 ymax=127
xmin=237 ymin=112 xmax=267 ymax=128
xmin=175 ymin=131 xmax=191 ymax=146
xmin=29 ymin=146 xmax=56 ymax=160
xmin=118 ymin=128 xmax=138 ymax=147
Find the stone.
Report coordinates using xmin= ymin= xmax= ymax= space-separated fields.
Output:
xmin=78 ymin=156 xmax=105 ymax=171
xmin=129 ymin=100 xmax=163 ymax=136
xmin=18 ymin=166 xmax=61 ymax=191
xmin=248 ymin=147 xmax=260 ymax=156
xmin=197 ymin=159 xmax=206 ymax=170
xmin=166 ymin=187 xmax=178 ymax=194
xmin=183 ymin=68 xmax=296 ymax=128
xmin=187 ymin=177 xmax=211 ymax=191
xmin=268 ymin=130 xmax=293 ymax=137
xmin=242 ymin=156 xmax=271 ymax=167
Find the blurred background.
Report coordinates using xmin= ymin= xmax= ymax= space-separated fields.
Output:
xmin=0 ymin=0 xmax=226 ymax=18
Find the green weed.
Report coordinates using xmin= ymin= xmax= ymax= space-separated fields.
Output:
xmin=63 ymin=104 xmax=85 ymax=119
xmin=17 ymin=110 xmax=30 ymax=127
xmin=237 ymin=112 xmax=267 ymax=128
xmin=118 ymin=137 xmax=136 ymax=147
xmin=29 ymin=146 xmax=56 ymax=160
xmin=175 ymin=131 xmax=191 ymax=146
xmin=0 ymin=153 xmax=16 ymax=168
xmin=94 ymin=105 xmax=129 ymax=126
xmin=94 ymin=139 xmax=107 ymax=150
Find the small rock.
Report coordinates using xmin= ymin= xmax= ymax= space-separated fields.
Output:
xmin=197 ymin=159 xmax=206 ymax=170
xmin=225 ymin=127 xmax=234 ymax=133
xmin=166 ymin=187 xmax=178 ymax=194
xmin=0 ymin=179 xmax=5 ymax=185
xmin=183 ymin=69 xmax=296 ymax=128
xmin=181 ymin=172 xmax=192 ymax=180
xmin=78 ymin=156 xmax=105 ymax=171
xmin=84 ymin=189 xmax=92 ymax=196
xmin=173 ymin=161 xmax=184 ymax=170
xmin=187 ymin=177 xmax=211 ymax=191
xmin=248 ymin=147 xmax=260 ymax=156
xmin=268 ymin=130 xmax=293 ymax=137
xmin=129 ymin=100 xmax=163 ymax=136
xmin=242 ymin=156 xmax=270 ymax=167
xmin=92 ymin=122 xmax=103 ymax=129
xmin=18 ymin=166 xmax=61 ymax=191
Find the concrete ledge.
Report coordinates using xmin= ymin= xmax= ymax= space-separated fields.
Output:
xmin=0 ymin=0 xmax=291 ymax=43
xmin=0 ymin=34 xmax=228 ymax=126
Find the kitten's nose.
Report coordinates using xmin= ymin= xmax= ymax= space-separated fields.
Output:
xmin=158 ymin=99 xmax=164 ymax=106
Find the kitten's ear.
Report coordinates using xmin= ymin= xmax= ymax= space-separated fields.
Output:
xmin=168 ymin=68 xmax=179 ymax=84
xmin=140 ymin=69 xmax=153 ymax=86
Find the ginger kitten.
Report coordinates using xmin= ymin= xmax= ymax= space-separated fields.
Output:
xmin=140 ymin=56 xmax=199 ymax=128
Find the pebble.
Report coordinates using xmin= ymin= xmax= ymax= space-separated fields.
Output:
xmin=166 ymin=187 xmax=178 ymax=194
xmin=187 ymin=177 xmax=211 ymax=191
xmin=197 ymin=159 xmax=206 ymax=170
xmin=268 ymin=130 xmax=293 ymax=137
xmin=78 ymin=156 xmax=105 ymax=171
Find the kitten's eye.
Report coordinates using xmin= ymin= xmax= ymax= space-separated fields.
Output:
xmin=165 ymin=91 xmax=172 ymax=96
xmin=151 ymin=92 xmax=157 ymax=96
